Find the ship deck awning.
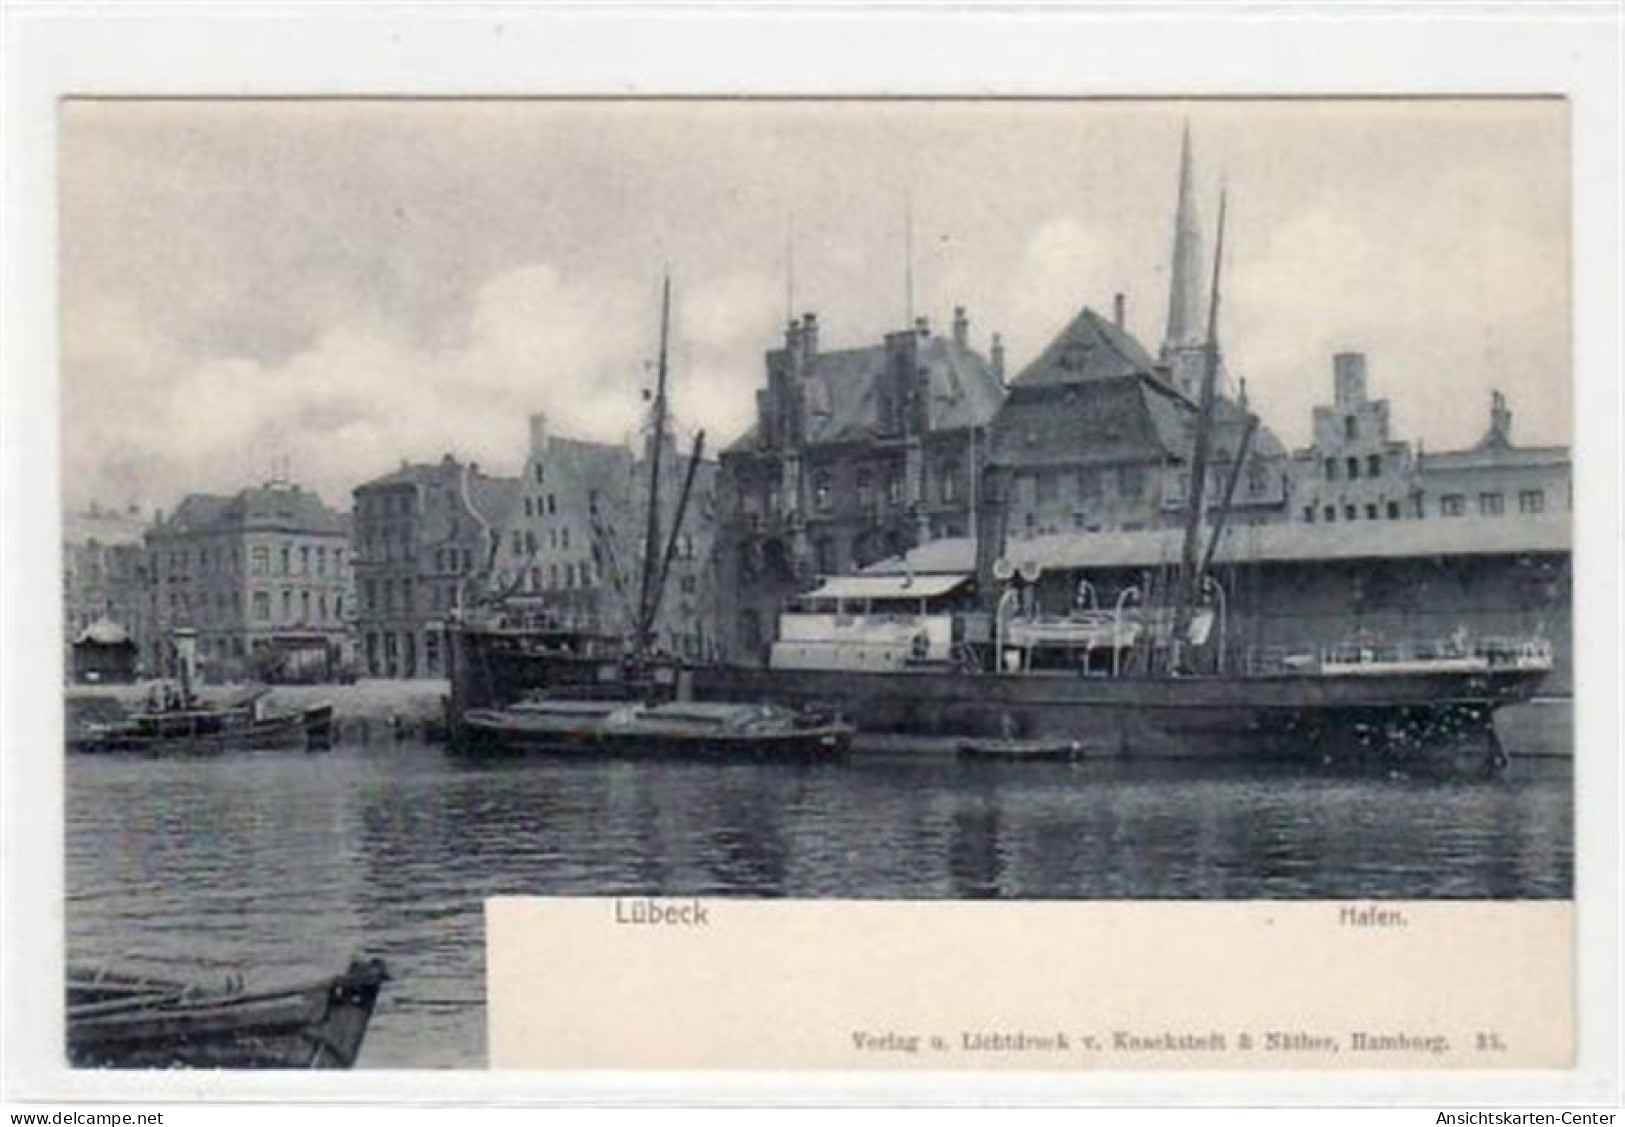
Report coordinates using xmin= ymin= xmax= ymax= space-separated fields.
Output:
xmin=800 ymin=573 xmax=972 ymax=602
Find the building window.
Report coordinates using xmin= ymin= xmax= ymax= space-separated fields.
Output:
xmin=301 ymin=590 xmax=311 ymax=622
xmin=1118 ymin=465 xmax=1145 ymax=500
xmin=252 ymin=546 xmax=269 ymax=575
xmin=1345 ymin=416 xmax=1358 ymax=440
xmin=814 ymin=471 xmax=833 ymax=510
xmin=1519 ymin=489 xmax=1545 ymax=514
xmin=940 ymin=462 xmax=959 ymax=505
xmin=1367 ymin=454 xmax=1382 ymax=478
xmin=300 ymin=546 xmax=310 ymax=574
xmin=1077 ymin=467 xmax=1102 ymax=501
xmin=318 ymin=593 xmax=328 ymax=621
xmin=856 ymin=468 xmax=875 ymax=512
xmin=547 ymin=494 xmax=557 ymax=515
xmin=1441 ymin=494 xmax=1466 ymax=517
xmin=1035 ymin=471 xmax=1059 ymax=505
xmin=1346 ymin=456 xmax=1360 ymax=480
xmin=525 ymin=530 xmax=537 ymax=554
xmin=317 ymin=547 xmax=327 ymax=575
xmin=524 ymin=497 xmax=534 ymax=518
xmin=1479 ymin=492 xmax=1504 ymax=516
xmin=1323 ymin=505 xmax=1336 ymax=522
xmin=534 ymin=464 xmax=544 ymax=485
xmin=886 ymin=468 xmax=904 ymax=508
xmin=1365 ymin=503 xmax=1379 ymax=520
xmin=814 ymin=537 xmax=834 ymax=574
xmin=280 ymin=589 xmax=292 ymax=621
xmin=561 ymin=528 xmax=570 ymax=550
xmin=363 ymin=579 xmax=376 ymax=612
xmin=280 ymin=546 xmax=291 ymax=575
xmin=402 ymin=578 xmax=414 ymax=613
xmin=1324 ymin=458 xmax=1337 ymax=482
xmin=1387 ymin=501 xmax=1401 ymax=520
xmin=1247 ymin=461 xmax=1268 ymax=495
xmin=1303 ymin=506 xmax=1316 ymax=522
xmin=1344 ymin=504 xmax=1357 ymax=521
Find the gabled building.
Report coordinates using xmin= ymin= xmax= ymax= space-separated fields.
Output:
xmin=487 ymin=414 xmax=634 ymax=633
xmin=717 ymin=306 xmax=1007 ymax=661
xmin=352 ymin=456 xmax=515 ymax=678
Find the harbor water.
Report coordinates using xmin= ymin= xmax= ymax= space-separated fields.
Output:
xmin=66 ymin=737 xmax=1572 ymax=1069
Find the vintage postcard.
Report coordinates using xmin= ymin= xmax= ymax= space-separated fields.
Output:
xmin=4 ymin=5 xmax=1620 ymax=1112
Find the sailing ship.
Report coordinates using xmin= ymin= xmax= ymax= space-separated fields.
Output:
xmin=447 ymin=208 xmax=1553 ymax=769
xmin=449 ymin=277 xmax=849 ymax=760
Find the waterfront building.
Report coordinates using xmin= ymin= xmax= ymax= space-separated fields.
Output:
xmin=352 ymin=455 xmax=516 ymax=678
xmin=491 ymin=413 xmax=723 ymax=660
xmin=63 ymin=503 xmax=152 ymax=676
xmin=717 ymin=307 xmax=1006 ymax=661
xmin=1289 ymin=351 xmax=1424 ymax=525
xmin=487 ymin=414 xmax=633 ymax=634
xmin=976 ymin=131 xmax=1292 ymax=586
xmin=144 ymin=481 xmax=353 ymax=681
xmin=1415 ymin=390 xmax=1571 ymax=522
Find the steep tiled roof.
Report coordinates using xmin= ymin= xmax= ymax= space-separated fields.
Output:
xmin=725 ymin=332 xmax=1005 ymax=455
xmin=990 ymin=373 xmax=1193 ymax=469
xmin=1009 ymin=307 xmax=1159 ymax=389
xmin=990 ymin=305 xmax=1285 ymax=471
xmin=158 ymin=485 xmax=346 ymax=536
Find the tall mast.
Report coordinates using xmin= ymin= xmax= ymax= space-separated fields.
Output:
xmin=903 ymin=189 xmax=915 ymax=325
xmin=1172 ymin=189 xmax=1227 ymax=651
xmin=636 ymin=274 xmax=672 ymax=654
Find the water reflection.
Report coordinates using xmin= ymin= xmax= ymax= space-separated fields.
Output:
xmin=66 ymin=740 xmax=1572 ymax=1067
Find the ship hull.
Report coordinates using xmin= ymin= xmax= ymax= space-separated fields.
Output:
xmin=446 ymin=627 xmax=1548 ymax=765
xmin=691 ymin=665 xmax=1544 ymax=764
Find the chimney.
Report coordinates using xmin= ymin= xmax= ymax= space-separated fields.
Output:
xmin=801 ymin=312 xmax=819 ymax=360
xmin=1489 ymin=390 xmax=1513 ymax=445
xmin=990 ymin=333 xmax=1006 ymax=383
xmin=914 ymin=315 xmax=930 ymax=338
xmin=1333 ymin=352 xmax=1368 ymax=407
xmin=953 ymin=306 xmax=969 ymax=348
xmin=528 ymin=412 xmax=550 ymax=458
xmin=784 ymin=317 xmax=802 ymax=358
xmin=1113 ymin=293 xmax=1126 ymax=330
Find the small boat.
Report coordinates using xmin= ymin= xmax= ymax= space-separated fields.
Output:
xmin=957 ymin=738 xmax=1085 ymax=762
xmin=69 ymin=687 xmax=334 ymax=755
xmin=67 ymin=957 xmax=389 ymax=1069
xmin=461 ymin=698 xmax=853 ymax=761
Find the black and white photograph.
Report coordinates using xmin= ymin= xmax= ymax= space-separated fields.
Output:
xmin=51 ymin=95 xmax=1575 ymax=1071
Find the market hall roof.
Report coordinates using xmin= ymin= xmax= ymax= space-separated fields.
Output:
xmin=865 ymin=512 xmax=1572 ymax=576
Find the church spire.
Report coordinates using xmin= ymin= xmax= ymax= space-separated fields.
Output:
xmin=1163 ymin=121 xmax=1206 ymax=352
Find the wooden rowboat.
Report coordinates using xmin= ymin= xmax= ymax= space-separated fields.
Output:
xmin=67 ymin=957 xmax=388 ymax=1069
xmin=957 ymin=738 xmax=1085 ymax=762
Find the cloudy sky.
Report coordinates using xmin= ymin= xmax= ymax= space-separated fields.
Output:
xmin=60 ymin=98 xmax=1569 ymax=512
